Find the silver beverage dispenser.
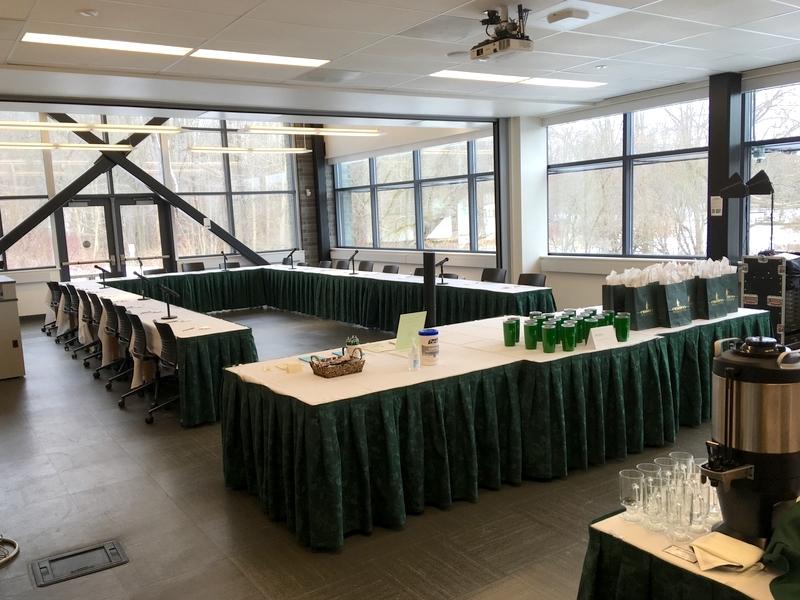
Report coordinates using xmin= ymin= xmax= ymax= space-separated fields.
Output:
xmin=701 ymin=336 xmax=800 ymax=546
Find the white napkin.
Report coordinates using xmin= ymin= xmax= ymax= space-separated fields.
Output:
xmin=690 ymin=532 xmax=764 ymax=572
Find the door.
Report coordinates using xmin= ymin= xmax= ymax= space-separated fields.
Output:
xmin=115 ymin=196 xmax=174 ymax=276
xmin=61 ymin=200 xmax=115 ymax=279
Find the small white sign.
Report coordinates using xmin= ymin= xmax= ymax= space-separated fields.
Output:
xmin=203 ymin=217 xmax=211 ymax=229
xmin=710 ymin=195 xmax=723 ymax=217
xmin=586 ymin=325 xmax=617 ymax=350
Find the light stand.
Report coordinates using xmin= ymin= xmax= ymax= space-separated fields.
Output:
xmin=158 ymin=284 xmax=180 ymax=320
xmin=720 ymin=170 xmax=776 ymax=256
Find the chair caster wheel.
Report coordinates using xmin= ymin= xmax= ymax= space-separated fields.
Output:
xmin=83 ymin=361 xmax=90 ymax=368
xmin=71 ymin=353 xmax=78 ymax=359
xmin=55 ymin=339 xmax=61 ymax=344
xmin=145 ymin=415 xmax=154 ymax=425
xmin=118 ymin=399 xmax=126 ymax=409
xmin=105 ymin=382 xmax=112 ymax=391
xmin=46 ymin=332 xmax=52 ymax=337
xmin=93 ymin=372 xmax=101 ymax=379
xmin=137 ymin=390 xmax=145 ymax=398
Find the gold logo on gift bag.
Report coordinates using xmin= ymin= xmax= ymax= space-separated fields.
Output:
xmin=639 ymin=300 xmax=653 ymax=316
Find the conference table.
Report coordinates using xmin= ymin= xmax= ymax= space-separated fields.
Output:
xmin=220 ymin=308 xmax=769 ymax=550
xmin=55 ymin=280 xmax=258 ymax=427
xmin=106 ymin=264 xmax=556 ymax=331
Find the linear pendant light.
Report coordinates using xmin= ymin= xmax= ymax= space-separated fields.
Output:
xmin=240 ymin=125 xmax=380 ymax=137
xmin=191 ymin=48 xmax=328 ymax=68
xmin=0 ymin=142 xmax=133 ymax=151
xmin=0 ymin=120 xmax=181 ymax=134
xmin=189 ymin=146 xmax=311 ymax=154
xmin=21 ymin=32 xmax=191 ymax=56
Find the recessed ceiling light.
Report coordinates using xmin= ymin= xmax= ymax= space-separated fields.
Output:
xmin=189 ymin=146 xmax=311 ymax=154
xmin=77 ymin=8 xmax=100 ymax=17
xmin=595 ymin=64 xmax=607 ymax=70
xmin=190 ymin=49 xmax=328 ymax=68
xmin=21 ymin=32 xmax=191 ymax=56
xmin=240 ymin=125 xmax=380 ymax=137
xmin=520 ymin=77 xmax=606 ymax=88
xmin=429 ymin=70 xmax=528 ymax=84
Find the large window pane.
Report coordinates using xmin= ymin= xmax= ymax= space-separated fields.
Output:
xmin=376 ymin=152 xmax=412 ymax=184
xmin=119 ymin=204 xmax=163 ymax=271
xmin=63 ymin=205 xmax=110 ymax=277
xmin=422 ymin=181 xmax=469 ymax=250
xmin=47 ymin=113 xmax=108 ymax=195
xmin=227 ymin=132 xmax=292 ymax=192
xmin=232 ymin=194 xmax=296 ymax=251
xmin=548 ymin=115 xmax=623 ymax=164
xmin=0 ymin=112 xmax=47 ymax=196
xmin=752 ymin=83 xmax=800 ymax=141
xmin=548 ymin=167 xmax=622 ymax=254
xmin=748 ymin=147 xmax=800 ymax=253
xmin=165 ymin=130 xmax=225 ymax=193
xmin=1 ymin=198 xmax=55 ymax=269
xmin=420 ymin=142 xmax=467 ymax=179
xmin=632 ymin=158 xmax=707 ymax=256
xmin=476 ymin=177 xmax=496 ymax=252
xmin=337 ymin=190 xmax=372 ymax=247
xmin=377 ymin=187 xmax=416 ymax=248
xmin=173 ymin=195 xmax=230 ymax=257
xmin=633 ymin=99 xmax=708 ymax=154
xmin=337 ymin=159 xmax=370 ymax=188
xmin=106 ymin=115 xmax=165 ymax=194
xmin=475 ymin=136 xmax=494 ymax=173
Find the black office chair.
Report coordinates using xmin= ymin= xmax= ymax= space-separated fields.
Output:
xmin=481 ymin=268 xmax=507 ymax=283
xmin=60 ymin=284 xmax=81 ymax=349
xmin=334 ymin=260 xmax=349 ymax=270
xmin=441 ymin=273 xmax=459 ymax=279
xmin=318 ymin=260 xmax=332 ymax=268
xmin=518 ymin=273 xmax=547 ymax=287
xmin=119 ymin=313 xmax=158 ymax=409
xmin=93 ymin=298 xmax=123 ymax=381
xmin=219 ymin=262 xmax=240 ymax=269
xmin=413 ymin=267 xmax=424 ymax=277
xmin=144 ymin=268 xmax=167 ymax=275
xmin=105 ymin=305 xmax=134 ymax=391
xmin=382 ymin=265 xmax=400 ymax=274
xmin=78 ymin=292 xmax=105 ymax=366
xmin=70 ymin=289 xmax=100 ymax=359
xmin=42 ymin=281 xmax=61 ymax=336
xmin=358 ymin=261 xmax=374 ymax=272
xmin=147 ymin=321 xmax=181 ymax=424
xmin=180 ymin=262 xmax=205 ymax=272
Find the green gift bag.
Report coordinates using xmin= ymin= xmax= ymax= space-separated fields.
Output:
xmin=655 ymin=281 xmax=693 ymax=328
xmin=624 ymin=283 xmax=660 ymax=330
xmin=601 ymin=284 xmax=626 ymax=312
xmin=720 ymin=272 xmax=740 ymax=313
xmin=694 ymin=276 xmax=728 ymax=320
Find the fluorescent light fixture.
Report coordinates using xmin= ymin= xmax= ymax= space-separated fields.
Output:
xmin=0 ymin=142 xmax=55 ymax=150
xmin=0 ymin=120 xmax=92 ymax=132
xmin=520 ymin=77 xmax=606 ymax=88
xmin=92 ymin=124 xmax=182 ymax=134
xmin=58 ymin=143 xmax=134 ymax=151
xmin=21 ymin=32 xmax=191 ymax=56
xmin=240 ymin=125 xmax=380 ymax=137
xmin=191 ymin=48 xmax=328 ymax=68
xmin=189 ymin=146 xmax=311 ymax=154
xmin=429 ymin=69 xmax=528 ymax=84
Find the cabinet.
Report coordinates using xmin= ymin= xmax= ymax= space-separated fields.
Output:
xmin=0 ymin=275 xmax=25 ymax=379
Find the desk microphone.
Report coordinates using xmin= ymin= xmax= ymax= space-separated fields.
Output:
xmin=221 ymin=251 xmax=228 ymax=271
xmin=348 ymin=250 xmax=359 ymax=275
xmin=133 ymin=271 xmax=148 ymax=301
xmin=158 ymin=283 xmax=181 ymax=320
xmin=94 ymin=264 xmax=111 ymax=288
xmin=286 ymin=248 xmax=298 ymax=269
xmin=435 ymin=257 xmax=450 ymax=285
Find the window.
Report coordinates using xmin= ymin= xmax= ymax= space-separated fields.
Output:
xmin=334 ymin=136 xmax=496 ymax=253
xmin=232 ymin=194 xmax=297 ymax=251
xmin=0 ymin=199 xmax=55 ymax=269
xmin=172 ymin=195 xmax=230 ymax=257
xmin=107 ymin=115 xmax=164 ymax=195
xmin=746 ymin=83 xmax=800 ymax=253
xmin=227 ymin=131 xmax=292 ymax=192
xmin=0 ymin=112 xmax=47 ymax=196
xmin=47 ymin=113 xmax=109 ymax=195
xmin=165 ymin=128 xmax=225 ymax=193
xmin=547 ymin=99 xmax=708 ymax=257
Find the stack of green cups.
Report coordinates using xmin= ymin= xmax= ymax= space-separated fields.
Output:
xmin=503 ymin=319 xmax=517 ymax=346
xmin=510 ymin=316 xmax=521 ymax=342
xmin=562 ymin=321 xmax=576 ymax=352
xmin=584 ymin=317 xmax=599 ymax=344
xmin=535 ymin=315 xmax=548 ymax=341
xmin=524 ymin=319 xmax=538 ymax=350
xmin=602 ymin=310 xmax=615 ymax=326
xmin=542 ymin=323 xmax=557 ymax=353
xmin=529 ymin=311 xmax=543 ymax=320
xmin=614 ymin=312 xmax=631 ymax=342
xmin=573 ymin=315 xmax=585 ymax=343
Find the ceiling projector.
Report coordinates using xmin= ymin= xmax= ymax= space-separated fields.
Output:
xmin=470 ymin=4 xmax=533 ymax=61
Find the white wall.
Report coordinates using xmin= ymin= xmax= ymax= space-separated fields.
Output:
xmin=7 ymin=268 xmax=60 ymax=318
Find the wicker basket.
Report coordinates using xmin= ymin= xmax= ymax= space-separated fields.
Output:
xmin=310 ymin=347 xmax=365 ymax=378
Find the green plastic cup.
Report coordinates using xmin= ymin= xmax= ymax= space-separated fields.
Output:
xmin=542 ymin=324 xmax=557 ymax=353
xmin=536 ymin=316 xmax=548 ymax=341
xmin=562 ymin=322 xmax=577 ymax=352
xmin=510 ymin=316 xmax=521 ymax=342
xmin=603 ymin=310 xmax=615 ymax=326
xmin=529 ymin=311 xmax=543 ymax=320
xmin=563 ymin=309 xmax=577 ymax=319
xmin=614 ymin=312 xmax=631 ymax=342
xmin=584 ymin=317 xmax=599 ymax=344
xmin=573 ymin=316 xmax=585 ymax=343
xmin=503 ymin=319 xmax=516 ymax=346
xmin=524 ymin=320 xmax=538 ymax=350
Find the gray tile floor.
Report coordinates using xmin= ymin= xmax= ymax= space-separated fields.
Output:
xmin=0 ymin=310 xmax=711 ymax=599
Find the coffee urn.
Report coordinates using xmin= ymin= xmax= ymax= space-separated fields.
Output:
xmin=701 ymin=336 xmax=800 ymax=546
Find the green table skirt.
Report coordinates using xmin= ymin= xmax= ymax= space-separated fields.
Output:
xmin=578 ymin=512 xmax=751 ymax=600
xmin=110 ymin=268 xmax=557 ymax=331
xmin=221 ymin=338 xmax=673 ymax=550
xmin=177 ymin=329 xmax=258 ymax=427
xmin=659 ymin=312 xmax=771 ymax=427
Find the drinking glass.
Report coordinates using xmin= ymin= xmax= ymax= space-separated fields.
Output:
xmin=510 ymin=316 xmax=521 ymax=343
xmin=670 ymin=451 xmax=694 ymax=484
xmin=502 ymin=319 xmax=516 ymax=347
xmin=524 ymin=320 xmax=538 ymax=350
xmin=614 ymin=312 xmax=630 ymax=342
xmin=667 ymin=481 xmax=692 ymax=542
xmin=619 ymin=469 xmax=644 ymax=521
xmin=529 ymin=311 xmax=543 ymax=320
xmin=561 ymin=322 xmax=576 ymax=352
xmin=542 ymin=324 xmax=557 ymax=353
xmin=536 ymin=316 xmax=548 ymax=341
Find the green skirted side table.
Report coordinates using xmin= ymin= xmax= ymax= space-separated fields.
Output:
xmin=221 ymin=338 xmax=673 ymax=550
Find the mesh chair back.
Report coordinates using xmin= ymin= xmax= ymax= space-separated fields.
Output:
xmin=442 ymin=273 xmax=459 ymax=279
xmin=334 ymin=260 xmax=349 ymax=270
xmin=318 ymin=260 xmax=332 ymax=268
xmin=518 ymin=273 xmax=546 ymax=287
xmin=115 ymin=305 xmax=132 ymax=344
xmin=77 ymin=289 xmax=93 ymax=322
xmin=153 ymin=321 xmax=178 ymax=368
xmin=145 ymin=268 xmax=166 ymax=275
xmin=481 ymin=268 xmax=507 ymax=283
xmin=88 ymin=293 xmax=103 ymax=325
xmin=180 ymin=262 xmax=205 ymax=272
xmin=65 ymin=284 xmax=80 ymax=313
xmin=413 ymin=267 xmax=425 ymax=277
xmin=382 ymin=264 xmax=400 ymax=274
xmin=219 ymin=262 xmax=240 ymax=269
xmin=101 ymin=298 xmax=118 ymax=335
xmin=47 ymin=281 xmax=62 ymax=308
xmin=127 ymin=313 xmax=149 ymax=358
xmin=358 ymin=261 xmax=374 ymax=272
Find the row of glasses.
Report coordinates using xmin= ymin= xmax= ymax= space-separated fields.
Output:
xmin=619 ymin=451 xmax=722 ymax=541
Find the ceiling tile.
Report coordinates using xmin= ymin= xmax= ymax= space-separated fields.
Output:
xmin=446 ymin=0 xmax=562 ymax=19
xmin=397 ymin=16 xmax=481 ymax=43
xmin=0 ymin=40 xmax=14 ymax=61
xmin=8 ymin=42 xmax=183 ymax=71
xmin=589 ymin=0 xmax=662 ymax=7
xmin=0 ymin=0 xmax=36 ymax=20
xmin=29 ymin=0 xmax=233 ymax=38
xmin=576 ymin=11 xmax=717 ymax=43
xmin=327 ymin=53 xmax=459 ymax=75
xmin=291 ymin=69 xmax=419 ymax=89
xmin=355 ymin=36 xmax=469 ymax=61
xmin=702 ymin=54 xmax=788 ymax=73
xmin=471 ymin=50 xmax=596 ymax=71
xmin=674 ymin=28 xmax=796 ymax=52
xmin=0 ymin=19 xmax=23 ymax=41
xmin=533 ymin=31 xmax=655 ymax=58
xmin=748 ymin=41 xmax=800 ymax=63
xmin=396 ymin=76 xmax=507 ymax=95
xmin=162 ymin=57 xmax=314 ymax=83
xmin=247 ymin=0 xmax=435 ymax=35
xmin=737 ymin=10 xmax=800 ymax=39
xmin=616 ymin=44 xmax=731 ymax=67
xmin=214 ymin=19 xmax=383 ymax=58
xmin=112 ymin=0 xmax=263 ymax=16
xmin=353 ymin=0 xmax=468 ymax=11
xmin=639 ymin=0 xmax=795 ymax=27
xmin=563 ymin=58 xmax=708 ymax=81
xmin=19 ymin=20 xmax=207 ymax=48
